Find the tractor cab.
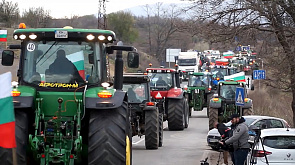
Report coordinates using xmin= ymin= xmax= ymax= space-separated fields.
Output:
xmin=185 ymin=72 xmax=214 ymax=115
xmin=147 ymin=68 xmax=179 ymax=93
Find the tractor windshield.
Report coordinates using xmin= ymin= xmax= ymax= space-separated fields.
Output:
xmin=189 ymin=75 xmax=207 ymax=87
xmin=123 ymin=83 xmax=148 ymax=103
xmin=149 ymin=73 xmax=173 ymax=90
xmin=220 ymin=85 xmax=237 ymax=99
xmin=22 ymin=41 xmax=101 ymax=88
xmin=212 ymin=68 xmax=228 ymax=79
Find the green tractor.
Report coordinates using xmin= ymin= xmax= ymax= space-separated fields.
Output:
xmin=208 ymin=81 xmax=253 ymax=130
xmin=123 ymin=73 xmax=163 ymax=149
xmin=184 ymin=72 xmax=214 ymax=117
xmin=0 ymin=25 xmax=139 ymax=165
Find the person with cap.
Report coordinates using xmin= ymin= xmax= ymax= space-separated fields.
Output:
xmin=219 ymin=114 xmax=250 ymax=165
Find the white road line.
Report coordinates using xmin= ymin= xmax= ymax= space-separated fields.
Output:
xmin=132 ymin=137 xmax=145 ymax=145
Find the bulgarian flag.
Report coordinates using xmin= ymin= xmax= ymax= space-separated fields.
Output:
xmin=0 ymin=30 xmax=7 ymax=42
xmin=224 ymin=71 xmax=246 ymax=82
xmin=66 ymin=51 xmax=85 ymax=80
xmin=223 ymin=51 xmax=234 ymax=59
xmin=0 ymin=72 xmax=16 ymax=148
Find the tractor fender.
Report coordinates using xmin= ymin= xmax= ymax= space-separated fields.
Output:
xmin=166 ymin=89 xmax=184 ymax=99
xmin=209 ymin=99 xmax=222 ymax=109
xmin=242 ymin=99 xmax=252 ymax=108
xmin=86 ymin=90 xmax=127 ymax=110
xmin=13 ymin=96 xmax=34 ymax=108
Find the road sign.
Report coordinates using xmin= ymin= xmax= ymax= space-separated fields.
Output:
xmin=245 ymin=75 xmax=252 ymax=90
xmin=253 ymin=70 xmax=266 ymax=80
xmin=235 ymin=87 xmax=245 ymax=106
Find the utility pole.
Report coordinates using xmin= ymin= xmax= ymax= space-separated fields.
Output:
xmin=98 ymin=0 xmax=107 ymax=29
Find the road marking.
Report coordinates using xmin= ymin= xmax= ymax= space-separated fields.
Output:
xmin=132 ymin=137 xmax=145 ymax=145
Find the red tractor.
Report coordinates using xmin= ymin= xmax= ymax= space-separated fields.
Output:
xmin=146 ymin=68 xmax=189 ymax=130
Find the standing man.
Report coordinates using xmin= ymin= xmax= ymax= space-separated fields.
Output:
xmin=220 ymin=114 xmax=250 ymax=165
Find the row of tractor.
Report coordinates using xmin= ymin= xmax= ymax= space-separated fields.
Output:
xmin=176 ymin=47 xmax=259 ymax=130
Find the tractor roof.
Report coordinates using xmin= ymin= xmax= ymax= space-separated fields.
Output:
xmin=123 ymin=73 xmax=150 ymax=83
xmin=13 ymin=27 xmax=116 ymax=43
xmin=189 ymin=72 xmax=212 ymax=76
xmin=219 ymin=81 xmax=245 ymax=85
xmin=146 ymin=68 xmax=176 ymax=73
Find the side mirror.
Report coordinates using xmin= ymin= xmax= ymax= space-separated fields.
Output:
xmin=2 ymin=50 xmax=14 ymax=66
xmin=88 ymin=53 xmax=94 ymax=64
xmin=127 ymin=51 xmax=139 ymax=68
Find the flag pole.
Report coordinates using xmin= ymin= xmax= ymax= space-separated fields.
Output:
xmin=12 ymin=148 xmax=17 ymax=165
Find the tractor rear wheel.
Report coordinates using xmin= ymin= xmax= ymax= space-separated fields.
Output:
xmin=0 ymin=110 xmax=28 ymax=165
xmin=184 ymin=98 xmax=189 ymax=128
xmin=145 ymin=110 xmax=159 ymax=149
xmin=167 ymin=98 xmax=185 ymax=131
xmin=243 ymin=105 xmax=253 ymax=116
xmin=209 ymin=107 xmax=218 ymax=130
xmin=88 ymin=102 xmax=131 ymax=165
xmin=158 ymin=113 xmax=164 ymax=147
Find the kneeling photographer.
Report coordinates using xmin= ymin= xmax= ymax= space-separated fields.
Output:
xmin=219 ymin=114 xmax=250 ymax=165
xmin=214 ymin=121 xmax=232 ymax=165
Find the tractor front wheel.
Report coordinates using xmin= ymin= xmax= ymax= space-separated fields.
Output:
xmin=243 ymin=105 xmax=253 ymax=116
xmin=145 ymin=110 xmax=159 ymax=149
xmin=158 ymin=113 xmax=164 ymax=147
xmin=167 ymin=98 xmax=185 ymax=131
xmin=88 ymin=102 xmax=131 ymax=165
xmin=184 ymin=98 xmax=189 ymax=128
xmin=0 ymin=110 xmax=28 ymax=165
xmin=209 ymin=107 xmax=218 ymax=130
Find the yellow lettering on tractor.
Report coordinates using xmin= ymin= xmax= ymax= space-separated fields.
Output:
xmin=38 ymin=83 xmax=79 ymax=88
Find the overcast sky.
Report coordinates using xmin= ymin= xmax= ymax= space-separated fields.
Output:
xmin=11 ymin=0 xmax=183 ymax=18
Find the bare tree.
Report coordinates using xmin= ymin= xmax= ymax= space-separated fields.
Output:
xmin=21 ymin=7 xmax=51 ymax=28
xmin=0 ymin=0 xmax=19 ymax=27
xmin=185 ymin=0 xmax=295 ymax=125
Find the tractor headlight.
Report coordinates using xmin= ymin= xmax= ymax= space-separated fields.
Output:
xmin=87 ymin=34 xmax=95 ymax=40
xmin=98 ymin=35 xmax=106 ymax=40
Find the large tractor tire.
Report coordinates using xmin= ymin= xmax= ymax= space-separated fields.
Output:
xmin=145 ymin=110 xmax=159 ymax=149
xmin=88 ymin=102 xmax=132 ymax=165
xmin=206 ymin=94 xmax=213 ymax=118
xmin=158 ymin=113 xmax=164 ymax=147
xmin=243 ymin=105 xmax=253 ymax=116
xmin=208 ymin=107 xmax=218 ymax=130
xmin=184 ymin=98 xmax=189 ymax=128
xmin=0 ymin=110 xmax=28 ymax=165
xmin=167 ymin=98 xmax=185 ymax=131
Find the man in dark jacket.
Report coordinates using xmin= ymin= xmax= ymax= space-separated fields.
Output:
xmin=220 ymin=114 xmax=250 ymax=165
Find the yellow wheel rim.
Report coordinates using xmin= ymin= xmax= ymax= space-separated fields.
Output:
xmin=126 ymin=136 xmax=131 ymax=165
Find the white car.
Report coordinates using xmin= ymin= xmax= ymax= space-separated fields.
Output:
xmin=246 ymin=128 xmax=295 ymax=165
xmin=207 ymin=115 xmax=290 ymax=150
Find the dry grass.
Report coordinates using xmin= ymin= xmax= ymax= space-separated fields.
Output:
xmin=249 ymin=82 xmax=293 ymax=127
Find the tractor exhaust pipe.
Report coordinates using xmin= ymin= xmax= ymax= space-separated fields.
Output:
xmin=114 ymin=50 xmax=123 ymax=90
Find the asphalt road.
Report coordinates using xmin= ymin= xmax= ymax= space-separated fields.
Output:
xmin=132 ymin=110 xmax=212 ymax=165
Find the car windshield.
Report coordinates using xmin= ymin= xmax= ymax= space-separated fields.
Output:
xmin=220 ymin=85 xmax=237 ymax=99
xmin=123 ymin=83 xmax=148 ymax=103
xmin=189 ymin=75 xmax=208 ymax=87
xmin=244 ymin=118 xmax=256 ymax=126
xmin=23 ymin=41 xmax=101 ymax=88
xmin=232 ymin=59 xmax=246 ymax=65
xmin=178 ymin=59 xmax=196 ymax=66
xmin=263 ymin=136 xmax=295 ymax=149
xmin=149 ymin=73 xmax=173 ymax=90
